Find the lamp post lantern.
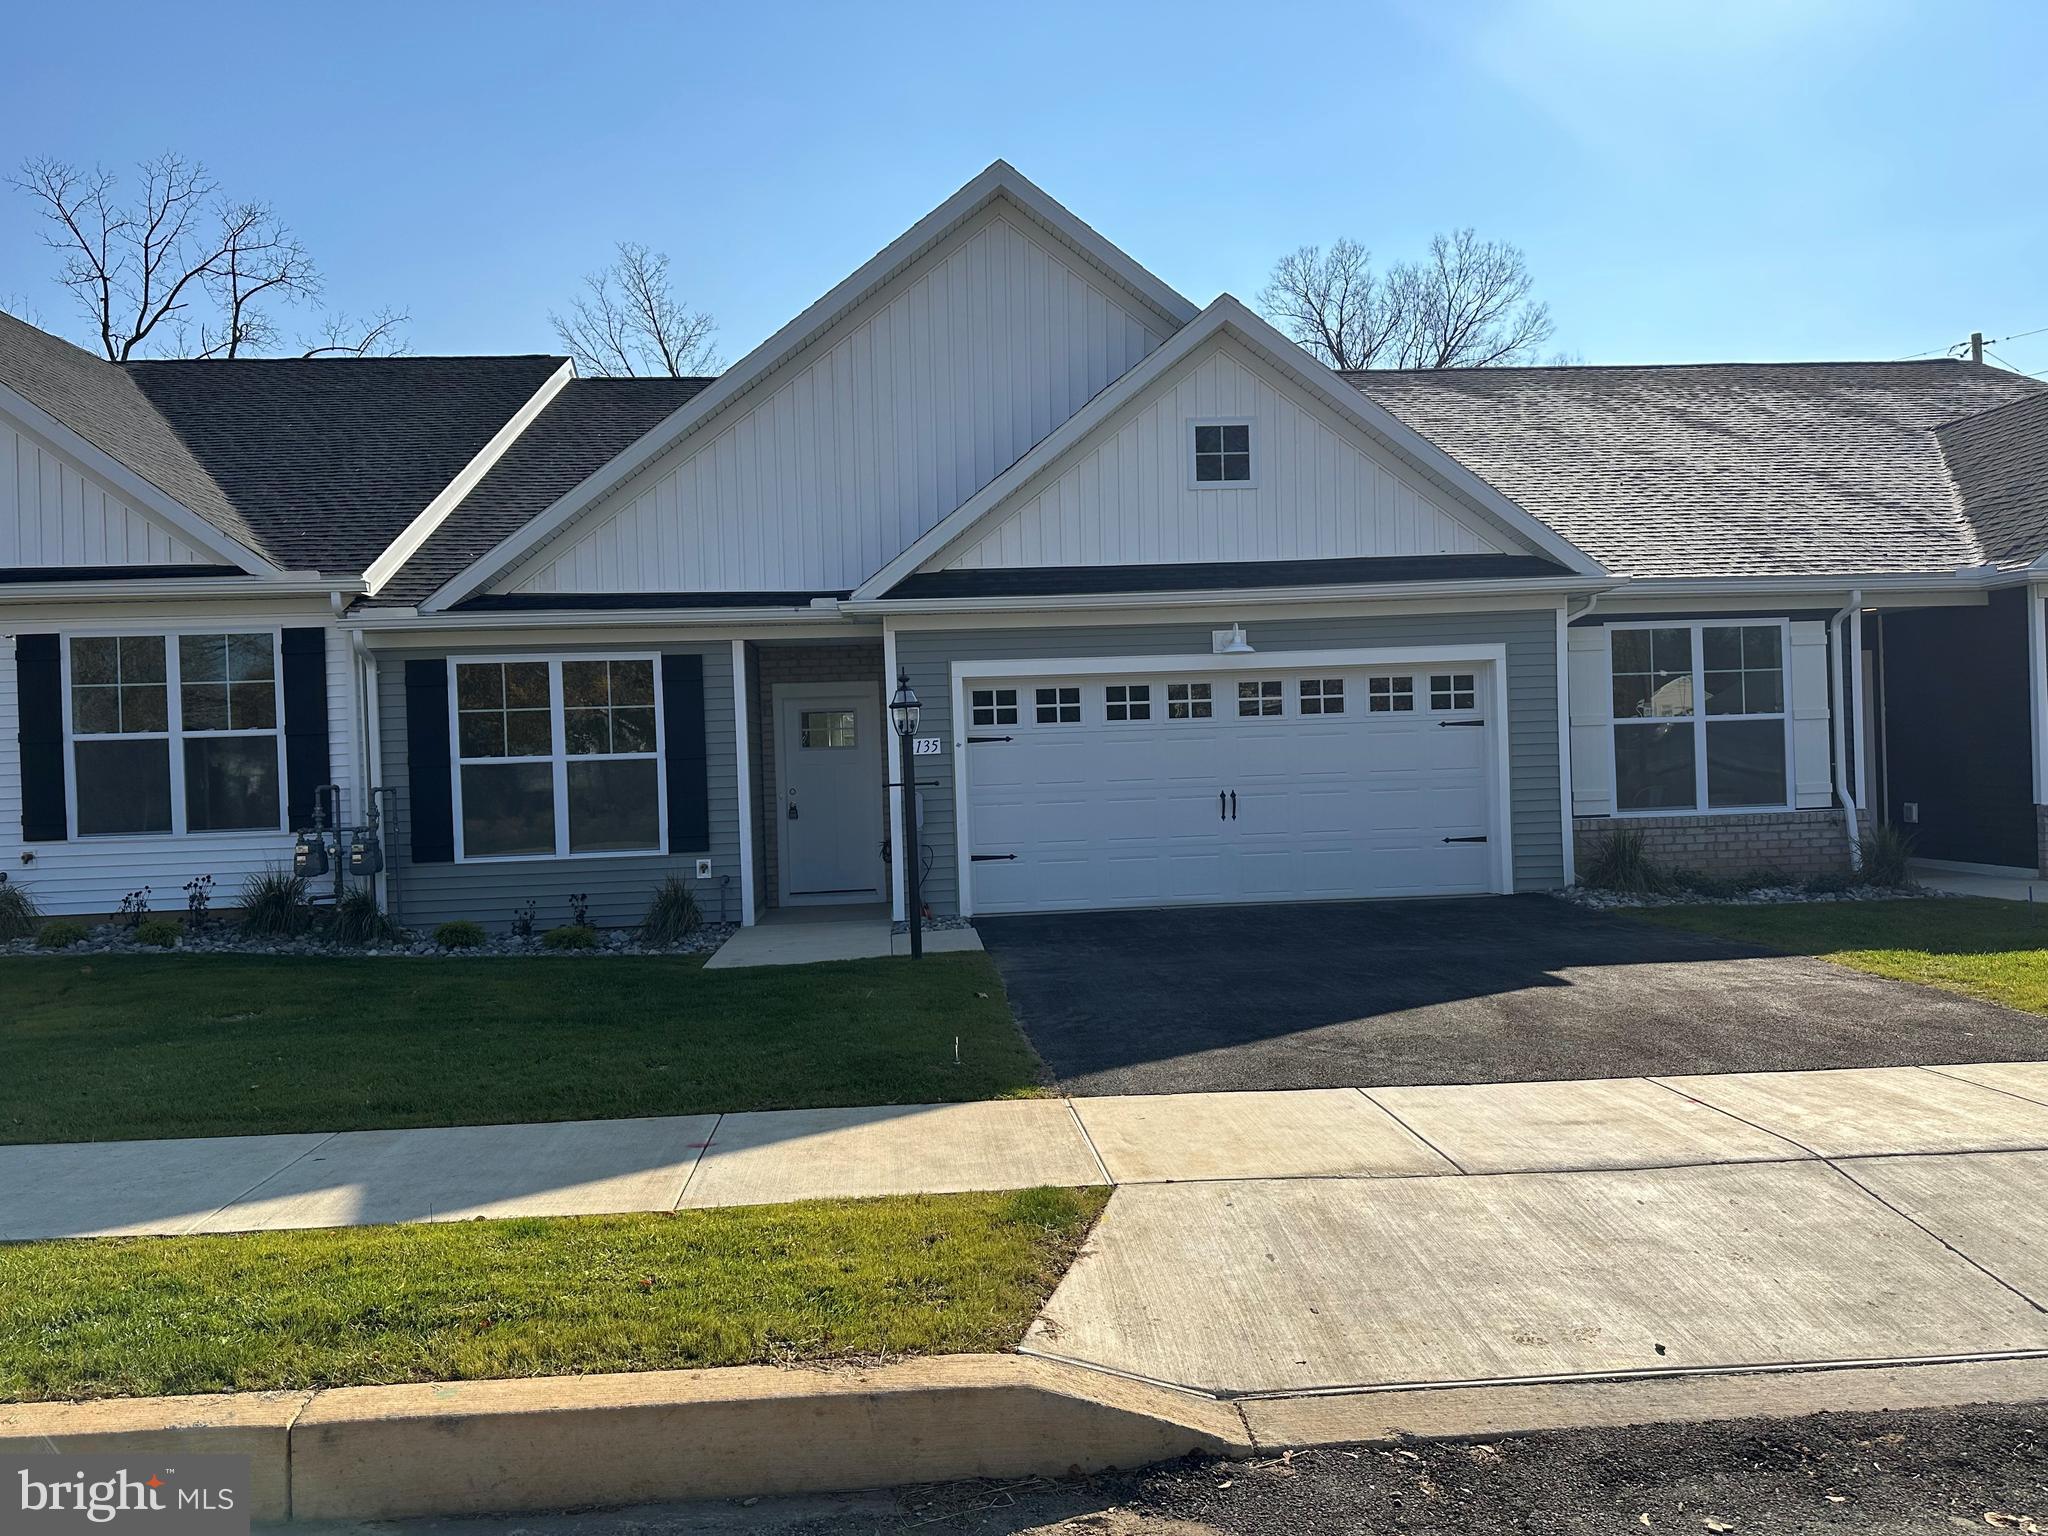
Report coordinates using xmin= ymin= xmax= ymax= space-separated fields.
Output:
xmin=888 ymin=667 xmax=923 ymax=959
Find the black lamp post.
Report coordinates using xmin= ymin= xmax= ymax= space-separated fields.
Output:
xmin=888 ymin=667 xmax=923 ymax=959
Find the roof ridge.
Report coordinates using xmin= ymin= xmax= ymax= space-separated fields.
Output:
xmin=122 ymin=353 xmax=570 ymax=369
xmin=1344 ymin=358 xmax=1989 ymax=378
xmin=1933 ymin=381 xmax=2048 ymax=434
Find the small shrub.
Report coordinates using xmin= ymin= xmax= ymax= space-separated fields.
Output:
xmin=566 ymin=892 xmax=591 ymax=928
xmin=542 ymin=923 xmax=598 ymax=951
xmin=117 ymin=886 xmax=151 ymax=927
xmin=184 ymin=874 xmax=215 ymax=929
xmin=36 ymin=920 xmax=89 ymax=950
xmin=1857 ymin=823 xmax=1915 ymax=889
xmin=1581 ymin=827 xmax=1667 ymax=894
xmin=435 ymin=920 xmax=487 ymax=950
xmin=637 ymin=875 xmax=701 ymax=945
xmin=135 ymin=917 xmax=181 ymax=949
xmin=333 ymin=887 xmax=393 ymax=946
xmin=239 ymin=867 xmax=312 ymax=937
xmin=0 ymin=873 xmax=40 ymax=941
xmin=509 ymin=899 xmax=537 ymax=941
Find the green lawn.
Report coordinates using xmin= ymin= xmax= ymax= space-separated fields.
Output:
xmin=1638 ymin=896 xmax=2048 ymax=1015
xmin=0 ymin=953 xmax=1046 ymax=1145
xmin=0 ymin=1186 xmax=1106 ymax=1403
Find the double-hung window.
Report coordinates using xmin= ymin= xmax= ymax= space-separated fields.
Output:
xmin=66 ymin=631 xmax=284 ymax=836
xmin=453 ymin=656 xmax=664 ymax=860
xmin=1610 ymin=622 xmax=1788 ymax=812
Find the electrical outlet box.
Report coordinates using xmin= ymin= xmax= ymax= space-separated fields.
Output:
xmin=1902 ymin=802 xmax=1918 ymax=824
xmin=695 ymin=858 xmax=713 ymax=879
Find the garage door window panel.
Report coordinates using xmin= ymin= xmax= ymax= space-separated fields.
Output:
xmin=1106 ymin=684 xmax=1151 ymax=722
xmin=1167 ymin=682 xmax=1212 ymax=720
xmin=1430 ymin=673 xmax=1477 ymax=711
xmin=1368 ymin=677 xmax=1414 ymax=712
xmin=1299 ymin=678 xmax=1344 ymax=715
xmin=971 ymin=688 xmax=1018 ymax=727
xmin=1238 ymin=679 xmax=1283 ymax=718
xmin=1035 ymin=687 xmax=1081 ymax=724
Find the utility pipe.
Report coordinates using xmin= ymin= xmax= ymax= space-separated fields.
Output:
xmin=1830 ymin=590 xmax=1863 ymax=870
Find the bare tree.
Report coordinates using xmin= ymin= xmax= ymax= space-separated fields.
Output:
xmin=552 ymin=242 xmax=718 ymax=377
xmin=299 ymin=307 xmax=410 ymax=358
xmin=1261 ymin=228 xmax=1555 ymax=370
xmin=10 ymin=152 xmax=407 ymax=360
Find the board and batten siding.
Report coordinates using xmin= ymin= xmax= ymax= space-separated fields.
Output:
xmin=2 ymin=412 xmax=214 ymax=568
xmin=374 ymin=642 xmax=743 ymax=932
xmin=0 ymin=612 xmax=354 ymax=915
xmin=494 ymin=204 xmax=1169 ymax=598
xmin=894 ymin=608 xmax=1565 ymax=914
xmin=938 ymin=337 xmax=1506 ymax=572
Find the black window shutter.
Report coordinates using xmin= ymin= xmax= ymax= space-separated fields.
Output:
xmin=16 ymin=634 xmax=67 ymax=842
xmin=661 ymin=652 xmax=709 ymax=853
xmin=404 ymin=658 xmax=455 ymax=864
xmin=280 ymin=628 xmax=330 ymax=829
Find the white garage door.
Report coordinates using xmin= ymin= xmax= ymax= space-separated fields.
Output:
xmin=963 ymin=664 xmax=1502 ymax=915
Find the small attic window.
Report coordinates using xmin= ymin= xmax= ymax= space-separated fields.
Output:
xmin=1191 ymin=420 xmax=1253 ymax=486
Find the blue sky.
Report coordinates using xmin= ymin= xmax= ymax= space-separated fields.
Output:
xmin=4 ymin=0 xmax=2042 ymax=377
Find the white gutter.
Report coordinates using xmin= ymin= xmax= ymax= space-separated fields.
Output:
xmin=341 ymin=603 xmax=851 ymax=633
xmin=1630 ymin=568 xmax=2010 ymax=598
xmin=844 ymin=574 xmax=1614 ymax=618
xmin=1830 ymin=590 xmax=1864 ymax=869
xmin=0 ymin=572 xmax=360 ymax=602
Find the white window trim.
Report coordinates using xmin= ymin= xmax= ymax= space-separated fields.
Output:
xmin=1187 ymin=416 xmax=1257 ymax=491
xmin=1607 ymin=619 xmax=1794 ymax=818
xmin=60 ymin=625 xmax=289 ymax=840
xmin=448 ymin=652 xmax=668 ymax=863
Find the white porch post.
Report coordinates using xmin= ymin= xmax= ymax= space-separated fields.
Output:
xmin=1849 ymin=603 xmax=1868 ymax=811
xmin=731 ymin=639 xmax=756 ymax=926
xmin=2030 ymin=585 xmax=2048 ymax=808
xmin=1553 ymin=603 xmax=1576 ymax=887
xmin=882 ymin=622 xmax=906 ymax=922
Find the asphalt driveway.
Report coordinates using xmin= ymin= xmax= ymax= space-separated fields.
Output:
xmin=977 ymin=896 xmax=2048 ymax=1095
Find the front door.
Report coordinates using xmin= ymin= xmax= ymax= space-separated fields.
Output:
xmin=776 ymin=685 xmax=885 ymax=903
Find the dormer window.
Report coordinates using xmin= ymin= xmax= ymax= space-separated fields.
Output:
xmin=1191 ymin=420 xmax=1252 ymax=485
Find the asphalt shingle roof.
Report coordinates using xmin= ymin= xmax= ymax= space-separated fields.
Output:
xmin=124 ymin=353 xmax=563 ymax=575
xmin=1937 ymin=391 xmax=2048 ymax=571
xmin=370 ymin=376 xmax=712 ymax=605
xmin=1350 ymin=360 xmax=2048 ymax=579
xmin=0 ymin=311 xmax=256 ymax=556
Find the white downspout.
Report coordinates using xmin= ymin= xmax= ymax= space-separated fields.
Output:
xmin=1556 ymin=592 xmax=1600 ymax=887
xmin=1830 ymin=590 xmax=1863 ymax=869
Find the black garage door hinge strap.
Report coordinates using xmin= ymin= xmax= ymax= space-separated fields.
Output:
xmin=1443 ymin=835 xmax=1489 ymax=844
xmin=1439 ymin=719 xmax=1487 ymax=728
xmin=971 ymin=852 xmax=1018 ymax=862
xmin=967 ymin=735 xmax=1014 ymax=744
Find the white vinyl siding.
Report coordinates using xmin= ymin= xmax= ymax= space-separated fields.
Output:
xmin=1 ymin=412 xmax=214 ymax=568
xmin=936 ymin=337 xmax=1508 ymax=572
xmin=495 ymin=204 xmax=1167 ymax=597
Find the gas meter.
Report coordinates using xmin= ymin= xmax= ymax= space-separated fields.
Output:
xmin=293 ymin=830 xmax=330 ymax=880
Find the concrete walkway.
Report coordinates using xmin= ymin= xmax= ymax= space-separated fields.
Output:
xmin=1911 ymin=862 xmax=2048 ymax=904
xmin=703 ymin=904 xmax=984 ymax=968
xmin=7 ymin=1060 xmax=2048 ymax=1241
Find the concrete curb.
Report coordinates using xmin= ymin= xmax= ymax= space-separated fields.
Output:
xmin=6 ymin=1354 xmax=2047 ymax=1523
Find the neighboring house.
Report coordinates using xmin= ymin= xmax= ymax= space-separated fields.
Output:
xmin=4 ymin=162 xmax=2045 ymax=928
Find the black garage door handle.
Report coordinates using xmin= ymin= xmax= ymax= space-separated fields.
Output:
xmin=971 ymin=853 xmax=1018 ymax=862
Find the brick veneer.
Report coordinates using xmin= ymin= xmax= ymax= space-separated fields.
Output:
xmin=751 ymin=641 xmax=886 ymax=908
xmin=1574 ymin=809 xmax=1851 ymax=881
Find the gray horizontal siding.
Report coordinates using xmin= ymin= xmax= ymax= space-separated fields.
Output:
xmin=377 ymin=642 xmax=743 ymax=932
xmin=895 ymin=608 xmax=1564 ymax=913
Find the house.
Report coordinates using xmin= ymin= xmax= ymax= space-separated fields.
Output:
xmin=3 ymin=162 xmax=2045 ymax=930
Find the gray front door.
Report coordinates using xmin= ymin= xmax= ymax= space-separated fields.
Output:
xmin=776 ymin=685 xmax=885 ymax=903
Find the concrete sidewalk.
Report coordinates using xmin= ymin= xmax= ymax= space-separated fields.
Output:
xmin=6 ymin=1060 xmax=2048 ymax=1241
